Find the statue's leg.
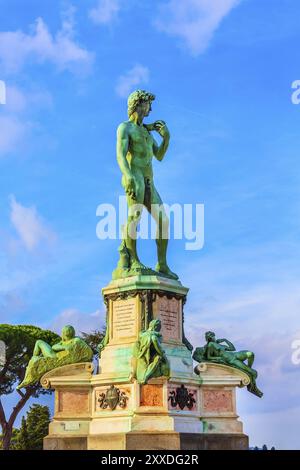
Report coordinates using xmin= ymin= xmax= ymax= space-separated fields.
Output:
xmin=146 ymin=184 xmax=178 ymax=280
xmin=33 ymin=340 xmax=56 ymax=358
xmin=161 ymin=355 xmax=170 ymax=378
xmin=123 ymin=171 xmax=146 ymax=269
xmin=246 ymin=351 xmax=255 ymax=368
xmin=235 ymin=351 xmax=255 ymax=368
xmin=230 ymin=354 xmax=262 ymax=397
xmin=232 ymin=356 xmax=258 ymax=379
xmin=143 ymin=355 xmax=161 ymax=384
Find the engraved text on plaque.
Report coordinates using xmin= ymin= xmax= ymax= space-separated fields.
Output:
xmin=111 ymin=298 xmax=137 ymax=341
xmin=153 ymin=296 xmax=181 ymax=342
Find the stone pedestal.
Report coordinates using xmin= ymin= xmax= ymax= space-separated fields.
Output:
xmin=99 ymin=275 xmax=192 ymax=380
xmin=43 ymin=363 xmax=93 ymax=450
xmin=89 ymin=276 xmax=202 ymax=443
xmin=195 ymin=362 xmax=250 ymax=442
xmin=43 ymin=276 xmax=249 ymax=450
xmin=43 ymin=361 xmax=249 ymax=450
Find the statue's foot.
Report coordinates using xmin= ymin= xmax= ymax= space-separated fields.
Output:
xmin=113 ymin=259 xmax=157 ymax=280
xmin=247 ymin=382 xmax=263 ymax=398
xmin=17 ymin=380 xmax=27 ymax=390
xmin=131 ymin=260 xmax=149 ymax=271
xmin=155 ymin=263 xmax=179 ymax=280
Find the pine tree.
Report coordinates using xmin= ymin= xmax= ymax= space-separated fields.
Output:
xmin=15 ymin=404 xmax=50 ymax=450
xmin=0 ymin=324 xmax=59 ymax=449
xmin=15 ymin=417 xmax=29 ymax=450
xmin=81 ymin=329 xmax=104 ymax=355
xmin=26 ymin=404 xmax=50 ymax=450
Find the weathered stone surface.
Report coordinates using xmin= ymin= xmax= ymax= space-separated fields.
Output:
xmin=111 ymin=298 xmax=138 ymax=342
xmin=100 ymin=277 xmax=194 ymax=380
xmin=140 ymin=384 xmax=163 ymax=407
xmin=58 ymin=390 xmax=89 ymax=414
xmin=179 ymin=433 xmax=249 ymax=450
xmin=44 ymin=436 xmax=88 ymax=450
xmin=65 ymin=432 xmax=248 ymax=450
xmin=103 ymin=275 xmax=188 ymax=297
xmin=126 ymin=432 xmax=180 ymax=450
xmin=88 ymin=432 xmax=181 ymax=450
xmin=152 ymin=296 xmax=181 ymax=342
xmin=40 ymin=362 xmax=93 ymax=391
xmin=203 ymin=389 xmax=233 ymax=413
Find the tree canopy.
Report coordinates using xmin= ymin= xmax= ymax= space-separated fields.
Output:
xmin=15 ymin=404 xmax=50 ymax=450
xmin=0 ymin=324 xmax=59 ymax=450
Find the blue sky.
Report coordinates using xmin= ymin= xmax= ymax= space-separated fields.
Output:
xmin=1 ymin=0 xmax=300 ymax=449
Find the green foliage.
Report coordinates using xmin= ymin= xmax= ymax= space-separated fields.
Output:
xmin=81 ymin=329 xmax=105 ymax=355
xmin=0 ymin=428 xmax=19 ymax=450
xmin=0 ymin=324 xmax=60 ymax=394
xmin=15 ymin=417 xmax=29 ymax=450
xmin=15 ymin=404 xmax=50 ymax=450
xmin=0 ymin=324 xmax=59 ymax=450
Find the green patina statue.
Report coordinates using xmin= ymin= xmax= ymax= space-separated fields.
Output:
xmin=132 ymin=319 xmax=170 ymax=384
xmin=113 ymin=89 xmax=178 ymax=281
xmin=193 ymin=331 xmax=263 ymax=398
xmin=18 ymin=325 xmax=93 ymax=389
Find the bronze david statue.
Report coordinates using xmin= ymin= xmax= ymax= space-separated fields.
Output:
xmin=113 ymin=89 xmax=178 ymax=281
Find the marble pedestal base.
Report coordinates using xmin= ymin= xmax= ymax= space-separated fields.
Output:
xmin=44 ymin=432 xmax=248 ymax=450
xmin=42 ymin=361 xmax=250 ymax=450
xmin=42 ymin=276 xmax=251 ymax=451
xmin=87 ymin=431 xmax=248 ymax=450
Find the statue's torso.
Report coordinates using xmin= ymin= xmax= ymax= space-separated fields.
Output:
xmin=124 ymin=121 xmax=154 ymax=178
xmin=209 ymin=342 xmax=235 ymax=364
xmin=210 ymin=342 xmax=227 ymax=356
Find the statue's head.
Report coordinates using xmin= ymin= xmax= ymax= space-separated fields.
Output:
xmin=149 ymin=319 xmax=161 ymax=332
xmin=205 ymin=331 xmax=216 ymax=343
xmin=62 ymin=325 xmax=75 ymax=341
xmin=127 ymin=89 xmax=155 ymax=118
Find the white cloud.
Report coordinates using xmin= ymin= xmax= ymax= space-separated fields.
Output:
xmin=178 ymin=241 xmax=300 ymax=450
xmin=115 ymin=64 xmax=150 ymax=98
xmin=89 ymin=0 xmax=120 ymax=25
xmin=0 ymin=116 xmax=29 ymax=156
xmin=0 ymin=79 xmax=6 ymax=104
xmin=5 ymin=85 xmax=53 ymax=113
xmin=0 ymin=85 xmax=53 ymax=157
xmin=5 ymin=85 xmax=27 ymax=113
xmin=0 ymin=15 xmax=93 ymax=74
xmin=155 ymin=0 xmax=240 ymax=55
xmin=10 ymin=195 xmax=56 ymax=251
xmin=0 ymin=292 xmax=26 ymax=322
xmin=0 ymin=8 xmax=90 ymax=155
xmin=50 ymin=308 xmax=105 ymax=335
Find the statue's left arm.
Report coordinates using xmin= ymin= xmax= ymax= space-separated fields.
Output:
xmin=151 ymin=120 xmax=170 ymax=162
xmin=52 ymin=342 xmax=66 ymax=352
xmin=206 ymin=344 xmax=215 ymax=361
xmin=207 ymin=344 xmax=223 ymax=363
xmin=217 ymin=338 xmax=236 ymax=351
xmin=152 ymin=334 xmax=165 ymax=357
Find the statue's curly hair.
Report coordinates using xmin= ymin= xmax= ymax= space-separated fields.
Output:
xmin=149 ymin=318 xmax=161 ymax=331
xmin=205 ymin=331 xmax=215 ymax=342
xmin=62 ymin=325 xmax=75 ymax=338
xmin=127 ymin=89 xmax=155 ymax=117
